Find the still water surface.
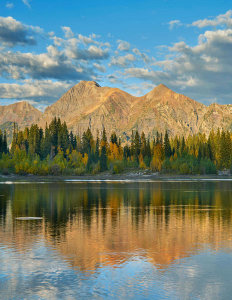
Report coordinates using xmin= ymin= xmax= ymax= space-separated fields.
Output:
xmin=0 ymin=180 xmax=232 ymax=299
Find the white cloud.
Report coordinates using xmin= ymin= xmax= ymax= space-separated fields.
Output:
xmin=0 ymin=80 xmax=72 ymax=110
xmin=192 ymin=10 xmax=232 ymax=28
xmin=78 ymin=33 xmax=97 ymax=45
xmin=117 ymin=40 xmax=130 ymax=51
xmin=0 ymin=16 xmax=40 ymax=47
xmin=65 ymin=42 xmax=109 ymax=61
xmin=93 ymin=63 xmax=106 ymax=72
xmin=62 ymin=26 xmax=74 ymax=39
xmin=6 ymin=2 xmax=14 ymax=9
xmin=109 ymin=54 xmax=136 ymax=67
xmin=132 ymin=48 xmax=150 ymax=63
xmin=0 ymin=48 xmax=94 ymax=81
xmin=168 ymin=20 xmax=182 ymax=30
xmin=22 ymin=0 xmax=31 ymax=8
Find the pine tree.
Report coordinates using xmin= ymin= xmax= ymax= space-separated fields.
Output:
xmin=134 ymin=130 xmax=140 ymax=162
xmin=140 ymin=132 xmax=147 ymax=157
xmin=28 ymin=124 xmax=41 ymax=156
xmin=100 ymin=145 xmax=107 ymax=171
xmin=95 ymin=132 xmax=100 ymax=161
xmin=0 ymin=130 xmax=2 ymax=154
xmin=130 ymin=131 xmax=135 ymax=156
xmin=164 ymin=130 xmax=172 ymax=158
xmin=219 ymin=130 xmax=232 ymax=169
xmin=11 ymin=123 xmax=18 ymax=154
xmin=110 ymin=132 xmax=118 ymax=145
xmin=100 ymin=128 xmax=108 ymax=171
xmin=3 ymin=131 xmax=7 ymax=154
xmin=180 ymin=137 xmax=186 ymax=156
xmin=82 ymin=127 xmax=93 ymax=154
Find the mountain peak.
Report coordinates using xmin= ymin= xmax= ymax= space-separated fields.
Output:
xmin=144 ymin=83 xmax=172 ymax=99
xmin=154 ymin=83 xmax=171 ymax=92
xmin=76 ymin=80 xmax=101 ymax=88
xmin=6 ymin=101 xmax=38 ymax=111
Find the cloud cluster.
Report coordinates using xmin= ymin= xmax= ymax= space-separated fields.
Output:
xmin=109 ymin=54 xmax=136 ymax=67
xmin=192 ymin=10 xmax=232 ymax=28
xmin=117 ymin=40 xmax=130 ymax=51
xmin=0 ymin=16 xmax=40 ymax=46
xmin=1 ymin=11 xmax=232 ymax=108
xmin=0 ymin=80 xmax=71 ymax=110
xmin=124 ymin=27 xmax=232 ymax=103
xmin=22 ymin=0 xmax=31 ymax=8
xmin=168 ymin=20 xmax=182 ymax=30
xmin=0 ymin=49 xmax=93 ymax=81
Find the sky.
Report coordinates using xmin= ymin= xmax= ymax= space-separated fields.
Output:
xmin=0 ymin=0 xmax=232 ymax=110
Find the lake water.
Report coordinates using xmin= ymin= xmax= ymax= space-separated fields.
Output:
xmin=0 ymin=180 xmax=232 ymax=299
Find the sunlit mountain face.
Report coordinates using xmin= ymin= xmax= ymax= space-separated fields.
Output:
xmin=1 ymin=82 xmax=232 ymax=141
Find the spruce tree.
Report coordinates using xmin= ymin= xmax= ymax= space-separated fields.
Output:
xmin=0 ymin=130 xmax=2 ymax=154
xmin=134 ymin=130 xmax=140 ymax=162
xmin=180 ymin=137 xmax=186 ymax=156
xmin=110 ymin=132 xmax=118 ymax=145
xmin=100 ymin=128 xmax=108 ymax=171
xmin=3 ymin=131 xmax=7 ymax=154
xmin=100 ymin=145 xmax=107 ymax=171
xmin=95 ymin=132 xmax=100 ymax=162
xmin=164 ymin=130 xmax=172 ymax=158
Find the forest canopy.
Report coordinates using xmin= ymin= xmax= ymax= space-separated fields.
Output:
xmin=0 ymin=118 xmax=231 ymax=176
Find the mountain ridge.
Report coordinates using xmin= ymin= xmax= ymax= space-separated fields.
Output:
xmin=0 ymin=81 xmax=231 ymax=139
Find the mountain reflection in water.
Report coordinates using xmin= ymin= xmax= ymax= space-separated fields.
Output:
xmin=0 ymin=181 xmax=232 ymax=299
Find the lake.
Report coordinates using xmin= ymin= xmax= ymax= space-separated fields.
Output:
xmin=0 ymin=180 xmax=232 ymax=299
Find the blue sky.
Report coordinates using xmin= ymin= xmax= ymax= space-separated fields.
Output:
xmin=0 ymin=0 xmax=232 ymax=110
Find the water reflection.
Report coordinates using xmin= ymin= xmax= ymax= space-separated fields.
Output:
xmin=1 ymin=181 xmax=232 ymax=299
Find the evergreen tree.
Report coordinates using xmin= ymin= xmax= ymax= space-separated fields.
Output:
xmin=140 ymin=132 xmax=147 ymax=157
xmin=100 ymin=145 xmax=107 ymax=171
xmin=134 ymin=130 xmax=141 ymax=162
xmin=0 ymin=130 xmax=2 ymax=154
xmin=28 ymin=124 xmax=41 ymax=156
xmin=219 ymin=130 xmax=232 ymax=169
xmin=110 ymin=132 xmax=118 ymax=145
xmin=164 ymin=130 xmax=172 ymax=158
xmin=100 ymin=128 xmax=108 ymax=171
xmin=3 ymin=131 xmax=7 ymax=154
xmin=180 ymin=137 xmax=186 ymax=155
xmin=11 ymin=123 xmax=18 ymax=153
xmin=130 ymin=131 xmax=135 ymax=156
xmin=123 ymin=145 xmax=130 ymax=160
xmin=95 ymin=132 xmax=100 ymax=161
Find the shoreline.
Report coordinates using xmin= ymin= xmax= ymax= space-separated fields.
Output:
xmin=0 ymin=171 xmax=232 ymax=182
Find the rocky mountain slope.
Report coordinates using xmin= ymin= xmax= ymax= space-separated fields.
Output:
xmin=0 ymin=81 xmax=231 ymax=139
xmin=0 ymin=101 xmax=42 ymax=129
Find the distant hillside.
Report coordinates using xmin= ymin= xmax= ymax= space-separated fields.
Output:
xmin=0 ymin=101 xmax=42 ymax=129
xmin=0 ymin=81 xmax=232 ymax=140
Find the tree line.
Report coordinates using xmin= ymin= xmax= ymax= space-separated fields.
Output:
xmin=0 ymin=117 xmax=231 ymax=175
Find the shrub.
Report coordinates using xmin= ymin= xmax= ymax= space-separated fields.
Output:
xmin=111 ymin=160 xmax=124 ymax=174
xmin=179 ymin=163 xmax=190 ymax=174
xmin=50 ymin=164 xmax=61 ymax=175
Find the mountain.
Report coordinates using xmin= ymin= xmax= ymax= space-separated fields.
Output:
xmin=0 ymin=82 xmax=232 ymax=139
xmin=0 ymin=101 xmax=42 ymax=129
xmin=40 ymin=81 xmax=135 ymax=138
